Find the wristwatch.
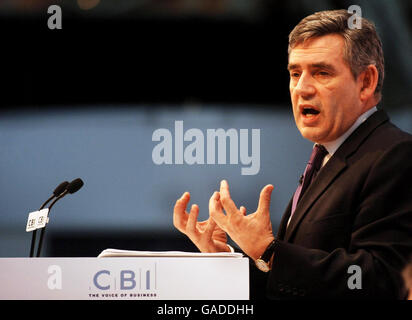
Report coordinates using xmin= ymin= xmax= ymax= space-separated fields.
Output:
xmin=255 ymin=239 xmax=277 ymax=272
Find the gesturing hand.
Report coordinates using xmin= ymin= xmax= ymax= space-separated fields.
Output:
xmin=173 ymin=192 xmax=230 ymax=253
xmin=210 ymin=180 xmax=275 ymax=260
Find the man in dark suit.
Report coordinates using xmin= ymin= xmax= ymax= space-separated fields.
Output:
xmin=173 ymin=10 xmax=412 ymax=299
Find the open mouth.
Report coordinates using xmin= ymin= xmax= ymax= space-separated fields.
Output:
xmin=302 ymin=108 xmax=320 ymax=116
xmin=301 ymin=106 xmax=320 ymax=117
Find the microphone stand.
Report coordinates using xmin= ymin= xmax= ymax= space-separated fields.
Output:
xmin=29 ymin=195 xmax=55 ymax=258
xmin=36 ymin=190 xmax=68 ymax=257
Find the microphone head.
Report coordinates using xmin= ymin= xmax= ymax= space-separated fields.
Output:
xmin=66 ymin=178 xmax=84 ymax=194
xmin=53 ymin=181 xmax=69 ymax=196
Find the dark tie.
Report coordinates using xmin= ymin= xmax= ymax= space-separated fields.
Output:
xmin=290 ymin=144 xmax=328 ymax=217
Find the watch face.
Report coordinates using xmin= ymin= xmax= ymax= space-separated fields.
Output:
xmin=255 ymin=259 xmax=270 ymax=272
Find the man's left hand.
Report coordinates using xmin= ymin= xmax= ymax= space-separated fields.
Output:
xmin=210 ymin=180 xmax=275 ymax=260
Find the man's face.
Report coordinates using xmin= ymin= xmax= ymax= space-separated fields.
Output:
xmin=288 ymin=34 xmax=364 ymax=144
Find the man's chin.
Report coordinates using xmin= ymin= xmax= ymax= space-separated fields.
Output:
xmin=298 ymin=127 xmax=325 ymax=144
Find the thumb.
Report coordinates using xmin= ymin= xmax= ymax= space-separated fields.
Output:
xmin=257 ymin=184 xmax=274 ymax=215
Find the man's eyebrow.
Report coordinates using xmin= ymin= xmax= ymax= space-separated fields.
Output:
xmin=287 ymin=62 xmax=337 ymax=72
xmin=287 ymin=63 xmax=299 ymax=71
xmin=311 ymin=62 xmax=337 ymax=72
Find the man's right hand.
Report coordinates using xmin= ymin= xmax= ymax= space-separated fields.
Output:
xmin=173 ymin=191 xmax=230 ymax=253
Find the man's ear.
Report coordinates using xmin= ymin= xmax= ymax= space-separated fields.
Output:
xmin=358 ymin=64 xmax=379 ymax=102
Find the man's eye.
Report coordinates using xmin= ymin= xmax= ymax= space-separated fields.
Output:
xmin=317 ymin=71 xmax=330 ymax=76
xmin=290 ymin=72 xmax=300 ymax=78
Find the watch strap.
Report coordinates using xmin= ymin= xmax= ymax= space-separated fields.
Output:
xmin=260 ymin=238 xmax=277 ymax=262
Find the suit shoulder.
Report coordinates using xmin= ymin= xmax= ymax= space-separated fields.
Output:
xmin=345 ymin=119 xmax=412 ymax=169
xmin=368 ymin=120 xmax=412 ymax=149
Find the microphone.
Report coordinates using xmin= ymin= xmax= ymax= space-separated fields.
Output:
xmin=64 ymin=178 xmax=84 ymax=195
xmin=29 ymin=180 xmax=69 ymax=257
xmin=39 ymin=181 xmax=70 ymax=210
xmin=36 ymin=178 xmax=84 ymax=257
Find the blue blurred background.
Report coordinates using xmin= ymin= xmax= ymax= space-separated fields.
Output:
xmin=1 ymin=0 xmax=411 ymax=257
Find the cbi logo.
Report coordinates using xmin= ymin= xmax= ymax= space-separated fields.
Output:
xmin=91 ymin=266 xmax=156 ymax=291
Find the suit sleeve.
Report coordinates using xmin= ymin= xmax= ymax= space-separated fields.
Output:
xmin=265 ymin=141 xmax=412 ymax=299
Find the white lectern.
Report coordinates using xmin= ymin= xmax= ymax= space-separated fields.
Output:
xmin=0 ymin=257 xmax=249 ymax=300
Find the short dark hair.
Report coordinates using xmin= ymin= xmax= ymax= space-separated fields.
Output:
xmin=288 ymin=9 xmax=384 ymax=101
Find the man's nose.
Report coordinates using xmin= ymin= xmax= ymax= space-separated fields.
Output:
xmin=294 ymin=72 xmax=316 ymax=98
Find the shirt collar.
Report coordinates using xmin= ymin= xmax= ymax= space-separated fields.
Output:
xmin=320 ymin=106 xmax=378 ymax=156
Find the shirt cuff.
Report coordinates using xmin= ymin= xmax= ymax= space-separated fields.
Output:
xmin=227 ymin=244 xmax=235 ymax=253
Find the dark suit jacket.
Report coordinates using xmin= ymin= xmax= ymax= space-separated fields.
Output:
xmin=254 ymin=109 xmax=412 ymax=299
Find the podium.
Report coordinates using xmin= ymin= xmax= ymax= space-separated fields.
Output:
xmin=0 ymin=257 xmax=249 ymax=300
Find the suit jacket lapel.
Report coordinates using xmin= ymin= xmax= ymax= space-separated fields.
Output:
xmin=283 ymin=109 xmax=389 ymax=242
xmin=284 ymin=156 xmax=347 ymax=241
xmin=276 ymin=197 xmax=292 ymax=240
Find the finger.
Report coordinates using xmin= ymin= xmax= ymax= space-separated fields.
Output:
xmin=173 ymin=192 xmax=190 ymax=231
xmin=210 ymin=209 xmax=227 ymax=232
xmin=209 ymin=191 xmax=224 ymax=216
xmin=209 ymin=191 xmax=226 ymax=226
xmin=257 ymin=184 xmax=274 ymax=215
xmin=209 ymin=192 xmax=229 ymax=232
xmin=239 ymin=206 xmax=247 ymax=216
xmin=186 ymin=204 xmax=199 ymax=235
xmin=175 ymin=192 xmax=190 ymax=211
xmin=204 ymin=218 xmax=217 ymax=239
xmin=219 ymin=180 xmax=239 ymax=215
